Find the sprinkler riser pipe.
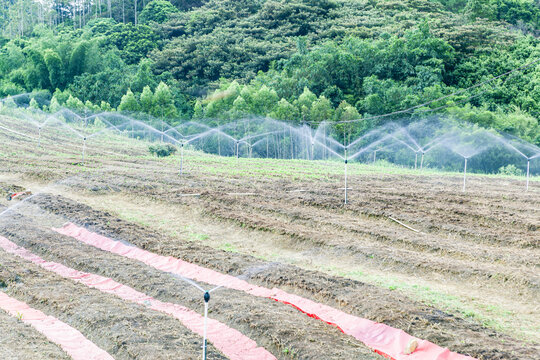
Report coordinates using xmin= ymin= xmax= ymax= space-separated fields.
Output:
xmin=82 ymin=138 xmax=86 ymax=165
xmin=462 ymin=158 xmax=467 ymax=192
xmin=202 ymin=299 xmax=208 ymax=360
xmin=415 ymin=152 xmax=418 ymax=170
xmin=420 ymin=153 xmax=424 ymax=170
xmin=180 ymin=144 xmax=184 ymax=176
xmin=344 ymin=149 xmax=348 ymax=205
xmin=526 ymin=160 xmax=530 ymax=191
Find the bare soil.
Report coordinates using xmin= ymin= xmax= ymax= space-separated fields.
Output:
xmin=26 ymin=193 xmax=539 ymax=360
xmin=0 ymin=305 xmax=70 ymax=360
xmin=0 ymin=206 xmax=379 ymax=359
xmin=1 ymin=115 xmax=539 ymax=359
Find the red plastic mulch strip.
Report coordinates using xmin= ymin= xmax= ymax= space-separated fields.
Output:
xmin=0 ymin=291 xmax=113 ymax=360
xmin=54 ymin=223 xmax=477 ymax=360
xmin=0 ymin=236 xmax=275 ymax=360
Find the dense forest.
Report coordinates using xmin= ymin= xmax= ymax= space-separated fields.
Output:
xmin=0 ymin=0 xmax=539 ymax=146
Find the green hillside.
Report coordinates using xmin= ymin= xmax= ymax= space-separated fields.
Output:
xmin=0 ymin=0 xmax=539 ymax=144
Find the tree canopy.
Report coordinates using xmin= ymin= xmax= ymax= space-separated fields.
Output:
xmin=0 ymin=0 xmax=539 ymax=145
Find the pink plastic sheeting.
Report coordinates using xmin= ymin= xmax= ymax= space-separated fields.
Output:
xmin=0 ymin=236 xmax=275 ymax=360
xmin=55 ymin=223 xmax=477 ymax=360
xmin=0 ymin=292 xmax=113 ymax=360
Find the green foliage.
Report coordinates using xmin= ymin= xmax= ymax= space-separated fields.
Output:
xmin=69 ymin=42 xmax=90 ymax=80
xmin=49 ymin=97 xmax=61 ymax=112
xmin=132 ymin=60 xmax=157 ymax=93
xmin=106 ymin=23 xmax=159 ymax=64
xmin=29 ymin=98 xmax=39 ymax=109
xmin=100 ymin=101 xmax=113 ymax=111
xmin=0 ymin=80 xmax=23 ymax=97
xmin=68 ymin=66 xmax=133 ymax=108
xmin=43 ymin=49 xmax=64 ymax=90
xmin=53 ymin=88 xmax=71 ymax=105
xmin=140 ymin=86 xmax=155 ymax=113
xmin=251 ymin=85 xmax=278 ymax=116
xmin=65 ymin=94 xmax=85 ymax=110
xmin=118 ymin=89 xmax=140 ymax=112
xmin=140 ymin=0 xmax=179 ymax=24
xmin=270 ymin=98 xmax=299 ymax=121
xmin=149 ymin=143 xmax=178 ymax=157
xmin=465 ymin=0 xmax=497 ymax=20
xmin=310 ymin=96 xmax=334 ymax=123
xmin=445 ymin=105 xmax=540 ymax=144
xmin=0 ymin=0 xmax=539 ymax=150
xmin=25 ymin=48 xmax=51 ymax=90
xmin=498 ymin=164 xmax=524 ymax=176
xmin=153 ymin=81 xmax=177 ymax=119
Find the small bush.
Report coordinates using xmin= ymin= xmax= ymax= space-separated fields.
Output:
xmin=498 ymin=164 xmax=524 ymax=176
xmin=149 ymin=144 xmax=177 ymax=157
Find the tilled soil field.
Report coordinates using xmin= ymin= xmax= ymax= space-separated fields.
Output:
xmin=0 ymin=307 xmax=70 ymax=360
xmin=0 ymin=115 xmax=539 ymax=359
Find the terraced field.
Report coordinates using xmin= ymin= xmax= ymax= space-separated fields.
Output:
xmin=0 ymin=114 xmax=539 ymax=359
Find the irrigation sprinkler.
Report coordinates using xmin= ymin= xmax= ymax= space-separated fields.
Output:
xmin=236 ymin=140 xmax=240 ymax=159
xmin=462 ymin=157 xmax=468 ymax=192
xmin=38 ymin=126 xmax=41 ymax=148
xmin=180 ymin=143 xmax=184 ymax=176
xmin=415 ymin=152 xmax=418 ymax=170
xmin=82 ymin=137 xmax=87 ymax=165
xmin=171 ymin=275 xmax=222 ymax=360
xmin=420 ymin=152 xmax=425 ymax=170
xmin=203 ymin=291 xmax=210 ymax=360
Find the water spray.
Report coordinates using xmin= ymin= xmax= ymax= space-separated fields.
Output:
xmin=0 ymin=193 xmax=38 ymax=218
xmin=4 ymin=106 xmax=540 ymax=198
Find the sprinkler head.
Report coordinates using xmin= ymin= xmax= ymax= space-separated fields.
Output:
xmin=204 ymin=291 xmax=210 ymax=303
xmin=344 ymin=159 xmax=348 ymax=164
xmin=83 ymin=137 xmax=87 ymax=141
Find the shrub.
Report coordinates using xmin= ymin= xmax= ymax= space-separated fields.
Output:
xmin=498 ymin=164 xmax=524 ymax=176
xmin=149 ymin=144 xmax=177 ymax=157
